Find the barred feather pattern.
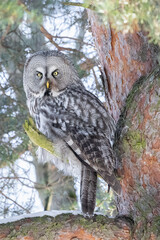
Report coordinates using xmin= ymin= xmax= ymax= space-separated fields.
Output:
xmin=24 ymin=51 xmax=121 ymax=215
xmin=80 ymin=165 xmax=97 ymax=215
xmin=30 ymin=84 xmax=120 ymax=200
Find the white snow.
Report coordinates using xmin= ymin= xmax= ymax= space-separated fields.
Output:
xmin=0 ymin=210 xmax=104 ymax=225
xmin=0 ymin=210 xmax=82 ymax=224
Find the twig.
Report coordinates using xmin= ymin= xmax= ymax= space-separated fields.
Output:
xmin=43 ymin=34 xmax=94 ymax=47
xmin=62 ymin=2 xmax=84 ymax=7
xmin=0 ymin=190 xmax=30 ymax=213
xmin=0 ymin=24 xmax=11 ymax=42
xmin=40 ymin=25 xmax=81 ymax=53
xmin=61 ymin=2 xmax=95 ymax=10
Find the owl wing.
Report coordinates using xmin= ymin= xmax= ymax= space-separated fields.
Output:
xmin=64 ymin=118 xmax=121 ymax=194
xmin=41 ymin=85 xmax=121 ymax=194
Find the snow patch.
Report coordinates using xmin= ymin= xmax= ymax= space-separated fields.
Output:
xmin=0 ymin=210 xmax=104 ymax=225
xmin=0 ymin=210 xmax=82 ymax=224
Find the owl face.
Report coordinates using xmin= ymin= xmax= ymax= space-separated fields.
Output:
xmin=23 ymin=50 xmax=80 ymax=98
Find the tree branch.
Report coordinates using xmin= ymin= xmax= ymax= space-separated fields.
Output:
xmin=61 ymin=2 xmax=95 ymax=10
xmin=0 ymin=211 xmax=132 ymax=239
xmin=0 ymin=190 xmax=30 ymax=214
xmin=62 ymin=2 xmax=84 ymax=7
xmin=42 ymin=34 xmax=94 ymax=47
xmin=40 ymin=25 xmax=82 ymax=53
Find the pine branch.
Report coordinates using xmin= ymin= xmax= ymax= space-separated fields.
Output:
xmin=62 ymin=2 xmax=95 ymax=10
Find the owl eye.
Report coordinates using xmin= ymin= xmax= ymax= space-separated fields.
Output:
xmin=52 ymin=70 xmax=59 ymax=77
xmin=36 ymin=72 xmax=43 ymax=79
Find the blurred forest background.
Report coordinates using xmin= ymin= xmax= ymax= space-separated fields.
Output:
xmin=0 ymin=0 xmax=113 ymax=219
xmin=0 ymin=0 xmax=159 ymax=219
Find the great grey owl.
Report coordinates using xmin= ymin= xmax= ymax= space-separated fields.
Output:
xmin=23 ymin=50 xmax=121 ymax=216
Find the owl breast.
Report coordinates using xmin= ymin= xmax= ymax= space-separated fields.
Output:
xmin=31 ymin=94 xmax=82 ymax=180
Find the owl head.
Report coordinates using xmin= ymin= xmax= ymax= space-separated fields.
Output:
xmin=23 ymin=50 xmax=81 ymax=99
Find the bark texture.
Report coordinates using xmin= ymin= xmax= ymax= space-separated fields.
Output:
xmin=87 ymin=10 xmax=158 ymax=121
xmin=115 ymin=68 xmax=160 ymax=239
xmin=87 ymin=10 xmax=160 ymax=239
xmin=0 ymin=213 xmax=132 ymax=240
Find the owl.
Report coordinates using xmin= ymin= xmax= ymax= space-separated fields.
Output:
xmin=23 ymin=50 xmax=121 ymax=216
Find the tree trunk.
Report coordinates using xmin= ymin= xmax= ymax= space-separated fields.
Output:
xmin=87 ymin=10 xmax=158 ymax=121
xmin=88 ymin=10 xmax=160 ymax=239
xmin=34 ymin=161 xmax=76 ymax=211
xmin=115 ymin=67 xmax=160 ymax=239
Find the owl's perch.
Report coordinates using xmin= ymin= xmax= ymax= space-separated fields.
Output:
xmin=23 ymin=117 xmax=59 ymax=157
xmin=0 ymin=211 xmax=132 ymax=239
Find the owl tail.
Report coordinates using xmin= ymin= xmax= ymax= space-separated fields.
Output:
xmin=99 ymin=170 xmax=121 ymax=195
xmin=80 ymin=164 xmax=97 ymax=216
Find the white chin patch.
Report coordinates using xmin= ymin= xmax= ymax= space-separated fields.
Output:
xmin=51 ymin=88 xmax=65 ymax=97
xmin=39 ymin=88 xmax=46 ymax=98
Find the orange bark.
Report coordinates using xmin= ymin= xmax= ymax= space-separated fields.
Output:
xmin=58 ymin=228 xmax=100 ymax=240
xmin=88 ymin=10 xmax=160 ymax=239
xmin=87 ymin=10 xmax=157 ymax=121
xmin=0 ymin=214 xmax=132 ymax=240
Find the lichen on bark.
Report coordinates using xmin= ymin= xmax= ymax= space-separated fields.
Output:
xmin=0 ymin=213 xmax=132 ymax=240
xmin=114 ymin=67 xmax=160 ymax=238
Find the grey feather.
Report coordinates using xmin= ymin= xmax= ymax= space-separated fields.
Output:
xmin=23 ymin=50 xmax=121 ymax=216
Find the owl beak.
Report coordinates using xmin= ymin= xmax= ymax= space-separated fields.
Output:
xmin=46 ymin=81 xmax=50 ymax=89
